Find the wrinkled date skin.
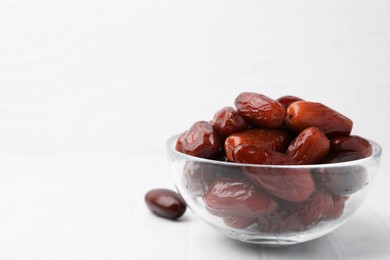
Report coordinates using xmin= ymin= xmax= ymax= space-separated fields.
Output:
xmin=183 ymin=161 xmax=245 ymax=197
xmin=203 ymin=177 xmax=278 ymax=219
xmin=285 ymin=101 xmax=353 ymax=136
xmin=145 ymin=189 xmax=187 ymax=220
xmin=326 ymin=195 xmax=348 ymax=220
xmin=223 ymin=215 xmax=257 ymax=229
xmin=181 ymin=121 xmax=221 ymax=158
xmin=235 ymin=92 xmax=286 ymax=128
xmin=286 ymin=127 xmax=330 ymax=164
xmin=182 ymin=162 xmax=217 ymax=197
xmin=233 ymin=144 xmax=315 ymax=202
xmin=330 ymin=135 xmax=372 ymax=157
xmin=276 ymin=95 xmax=304 ymax=110
xmin=224 ymin=129 xmax=291 ymax=162
xmin=212 ymin=106 xmax=248 ymax=139
xmin=258 ymin=190 xmax=334 ymax=233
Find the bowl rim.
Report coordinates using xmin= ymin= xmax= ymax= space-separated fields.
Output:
xmin=166 ymin=134 xmax=382 ymax=169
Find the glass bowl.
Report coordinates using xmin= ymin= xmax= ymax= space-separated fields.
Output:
xmin=166 ymin=134 xmax=382 ymax=245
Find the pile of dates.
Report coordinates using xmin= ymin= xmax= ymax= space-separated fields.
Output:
xmin=175 ymin=92 xmax=372 ymax=232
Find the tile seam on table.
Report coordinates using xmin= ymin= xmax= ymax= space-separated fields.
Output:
xmin=327 ymin=234 xmax=344 ymax=260
xmin=105 ymin=199 xmax=144 ymax=260
xmin=31 ymin=193 xmax=90 ymax=260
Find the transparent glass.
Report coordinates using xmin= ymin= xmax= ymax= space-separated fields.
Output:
xmin=166 ymin=134 xmax=382 ymax=245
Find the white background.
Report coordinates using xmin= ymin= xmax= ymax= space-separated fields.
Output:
xmin=0 ymin=0 xmax=390 ymax=259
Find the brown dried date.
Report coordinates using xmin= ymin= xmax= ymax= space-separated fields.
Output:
xmin=203 ymin=177 xmax=278 ymax=219
xmin=175 ymin=130 xmax=187 ymax=152
xmin=258 ymin=190 xmax=334 ymax=233
xmin=235 ymin=92 xmax=285 ymax=128
xmin=224 ymin=129 xmax=291 ymax=162
xmin=233 ymin=144 xmax=315 ymax=202
xmin=145 ymin=189 xmax=187 ymax=220
xmin=182 ymin=162 xmax=217 ymax=197
xmin=223 ymin=215 xmax=257 ymax=229
xmin=276 ymin=95 xmax=304 ymax=110
xmin=322 ymin=151 xmax=365 ymax=164
xmin=181 ymin=121 xmax=221 ymax=158
xmin=183 ymin=161 xmax=245 ymax=197
xmin=330 ymin=135 xmax=372 ymax=157
xmin=325 ymin=195 xmax=348 ymax=220
xmin=315 ymin=161 xmax=368 ymax=195
xmin=315 ymin=151 xmax=368 ymax=195
xmin=233 ymin=144 xmax=298 ymax=165
xmin=285 ymin=101 xmax=353 ymax=136
xmin=212 ymin=106 xmax=248 ymax=139
xmin=286 ymin=127 xmax=330 ymax=164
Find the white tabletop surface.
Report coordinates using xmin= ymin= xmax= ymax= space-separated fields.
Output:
xmin=1 ymin=1 xmax=390 ymax=259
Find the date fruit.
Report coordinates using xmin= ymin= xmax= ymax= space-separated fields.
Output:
xmin=212 ymin=106 xmax=248 ymax=139
xmin=181 ymin=121 xmax=221 ymax=158
xmin=233 ymin=144 xmax=315 ymax=202
xmin=285 ymin=101 xmax=353 ymax=136
xmin=224 ymin=129 xmax=291 ymax=162
xmin=315 ymin=163 xmax=368 ymax=196
xmin=175 ymin=130 xmax=187 ymax=152
xmin=235 ymin=92 xmax=285 ymax=128
xmin=145 ymin=189 xmax=187 ymax=220
xmin=325 ymin=195 xmax=348 ymax=220
xmin=182 ymin=162 xmax=217 ymax=197
xmin=258 ymin=190 xmax=334 ymax=233
xmin=286 ymin=127 xmax=330 ymax=164
xmin=223 ymin=215 xmax=257 ymax=229
xmin=315 ymin=151 xmax=368 ymax=195
xmin=204 ymin=177 xmax=278 ymax=219
xmin=276 ymin=95 xmax=304 ymax=110
xmin=330 ymin=135 xmax=372 ymax=157
xmin=182 ymin=161 xmax=245 ymax=197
